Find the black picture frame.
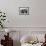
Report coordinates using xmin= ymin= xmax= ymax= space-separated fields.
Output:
xmin=19 ymin=7 xmax=29 ymax=15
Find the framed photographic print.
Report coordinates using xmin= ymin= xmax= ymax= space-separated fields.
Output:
xmin=19 ymin=7 xmax=29 ymax=15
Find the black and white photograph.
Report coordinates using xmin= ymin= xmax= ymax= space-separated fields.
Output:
xmin=19 ymin=7 xmax=29 ymax=15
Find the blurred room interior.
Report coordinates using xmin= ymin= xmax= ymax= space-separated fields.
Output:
xmin=0 ymin=0 xmax=46 ymax=46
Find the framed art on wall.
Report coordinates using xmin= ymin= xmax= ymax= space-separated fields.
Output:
xmin=19 ymin=7 xmax=29 ymax=15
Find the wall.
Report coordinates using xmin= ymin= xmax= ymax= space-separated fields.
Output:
xmin=0 ymin=0 xmax=46 ymax=27
xmin=0 ymin=0 xmax=32 ymax=27
xmin=32 ymin=0 xmax=46 ymax=27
